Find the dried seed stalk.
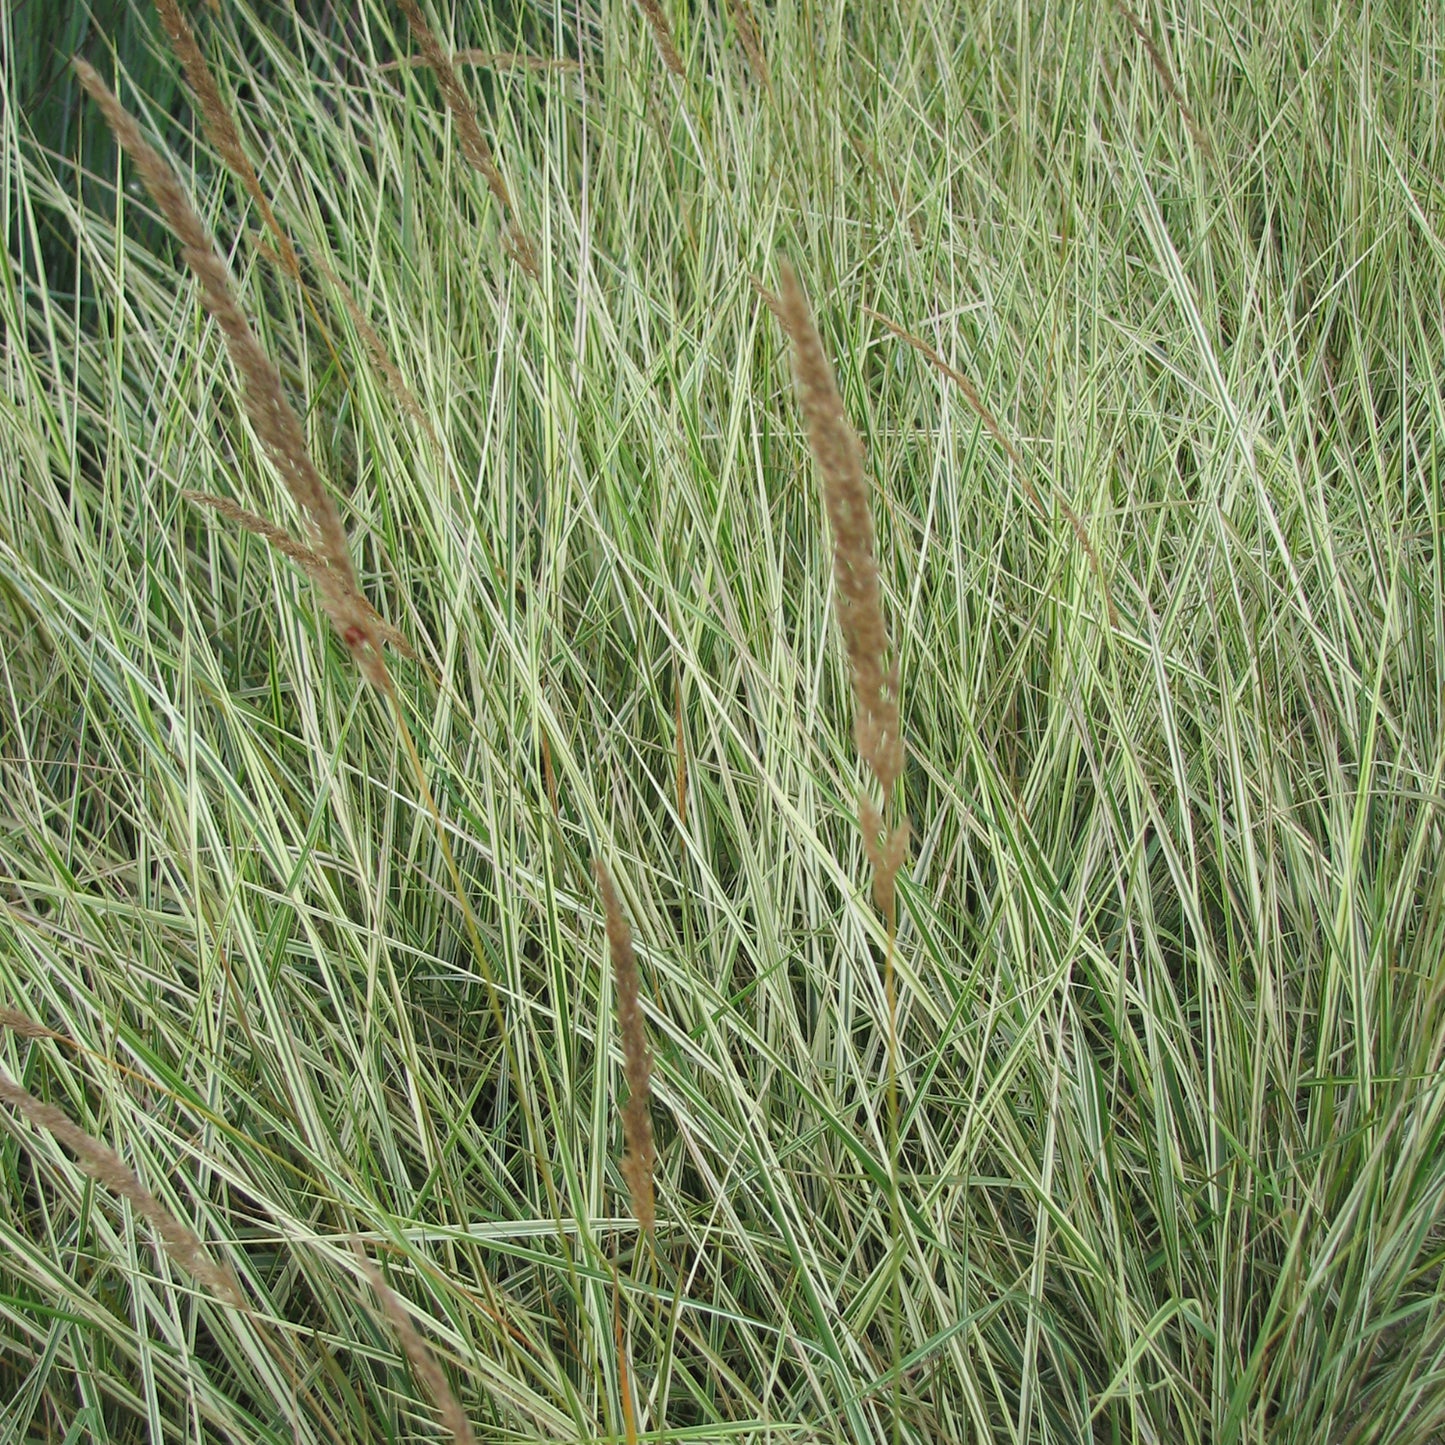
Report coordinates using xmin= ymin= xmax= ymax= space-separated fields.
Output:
xmin=594 ymin=861 xmax=655 ymax=1238
xmin=635 ymin=0 xmax=686 ymax=78
xmin=775 ymin=261 xmax=909 ymax=916
xmin=725 ymin=0 xmax=770 ymax=91
xmin=153 ymin=4 xmax=439 ymax=456
xmin=351 ymin=1245 xmax=477 ymax=1445
xmin=152 ymin=0 xmax=301 ymax=279
xmin=74 ymin=59 xmax=396 ymax=689
xmin=183 ymin=491 xmax=417 ymax=662
xmin=0 ymin=1007 xmax=57 ymax=1040
xmin=0 ymin=1068 xmax=246 ymax=1309
xmin=397 ymin=0 xmax=539 ymax=276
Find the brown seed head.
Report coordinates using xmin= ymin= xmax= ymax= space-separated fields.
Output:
xmin=773 ymin=261 xmax=912 ymax=923
xmin=634 ymin=0 xmax=686 ymax=77
xmin=725 ymin=0 xmax=770 ymax=90
xmin=0 ymin=1068 xmax=247 ymax=1309
xmin=777 ymin=261 xmax=904 ymax=798
xmin=351 ymin=1245 xmax=477 ymax=1445
xmin=151 ymin=0 xmax=301 ymax=279
xmin=594 ymin=860 xmax=655 ymax=1237
xmin=74 ymin=59 xmax=394 ymax=688
xmin=397 ymin=0 xmax=538 ymax=277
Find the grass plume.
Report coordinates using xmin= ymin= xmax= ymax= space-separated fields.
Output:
xmin=594 ymin=860 xmax=656 ymax=1240
xmin=775 ymin=257 xmax=912 ymax=1445
xmin=181 ymin=490 xmax=418 ymax=663
xmin=73 ymin=58 xmax=399 ymax=691
xmin=397 ymin=0 xmax=539 ymax=277
xmin=152 ymin=0 xmax=302 ymax=280
xmin=151 ymin=3 xmax=439 ymax=460
xmin=725 ymin=0 xmax=770 ymax=91
xmin=775 ymin=261 xmax=909 ymax=919
xmin=634 ymin=0 xmax=686 ymax=78
xmin=0 ymin=1008 xmax=57 ymax=1042
xmin=0 ymin=1069 xmax=247 ymax=1310
xmin=352 ymin=1246 xmax=477 ymax=1445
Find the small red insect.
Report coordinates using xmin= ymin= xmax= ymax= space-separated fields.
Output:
xmin=342 ymin=624 xmax=367 ymax=649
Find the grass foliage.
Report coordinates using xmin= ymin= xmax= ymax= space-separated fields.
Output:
xmin=3 ymin=1 xmax=1445 ymax=1440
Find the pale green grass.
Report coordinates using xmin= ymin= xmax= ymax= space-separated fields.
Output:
xmin=2 ymin=1 xmax=1444 ymax=1442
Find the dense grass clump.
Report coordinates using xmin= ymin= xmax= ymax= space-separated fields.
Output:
xmin=2 ymin=2 xmax=1444 ymax=1442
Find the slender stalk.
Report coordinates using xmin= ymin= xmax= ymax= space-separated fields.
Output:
xmin=773 ymin=258 xmax=911 ymax=1442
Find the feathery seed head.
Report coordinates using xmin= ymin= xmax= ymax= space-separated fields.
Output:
xmin=777 ymin=261 xmax=904 ymax=801
xmin=0 ymin=1069 xmax=247 ymax=1310
xmin=775 ymin=260 xmax=910 ymax=920
xmin=397 ymin=0 xmax=539 ymax=277
xmin=594 ymin=860 xmax=656 ymax=1238
xmin=74 ymin=59 xmax=396 ymax=689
